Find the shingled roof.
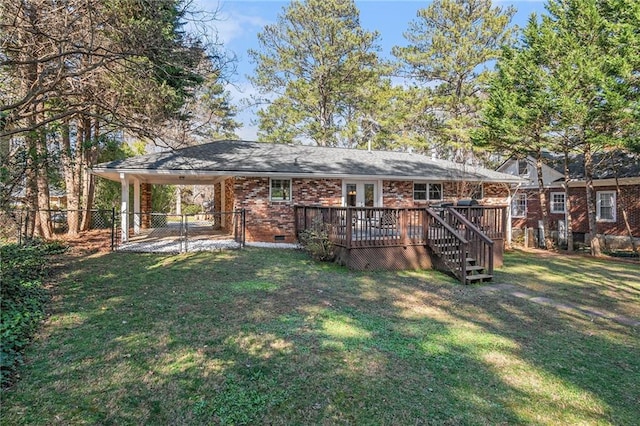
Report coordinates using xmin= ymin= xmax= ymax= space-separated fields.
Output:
xmin=541 ymin=150 xmax=640 ymax=181
xmin=92 ymin=140 xmax=522 ymax=184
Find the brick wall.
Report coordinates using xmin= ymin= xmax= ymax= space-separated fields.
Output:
xmin=233 ymin=177 xmax=343 ymax=243
xmin=483 ymin=183 xmax=509 ymax=205
xmin=234 ymin=176 xmax=521 ymax=243
xmin=511 ymin=184 xmax=640 ymax=236
xmin=382 ymin=181 xmax=414 ymax=207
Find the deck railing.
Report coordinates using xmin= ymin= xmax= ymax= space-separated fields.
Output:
xmin=295 ymin=205 xmax=505 ymax=247
xmin=295 ymin=206 xmax=434 ymax=249
xmin=439 ymin=208 xmax=494 ymax=277
xmin=425 ymin=208 xmax=468 ymax=282
xmin=451 ymin=205 xmax=506 ymax=240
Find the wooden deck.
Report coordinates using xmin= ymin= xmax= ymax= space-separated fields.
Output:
xmin=294 ymin=205 xmax=507 ymax=283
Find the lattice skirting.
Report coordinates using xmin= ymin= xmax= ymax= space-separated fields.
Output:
xmin=335 ymin=245 xmax=433 ymax=271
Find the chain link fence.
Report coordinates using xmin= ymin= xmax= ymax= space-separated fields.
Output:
xmin=114 ymin=210 xmax=246 ymax=253
xmin=3 ymin=209 xmax=245 ymax=254
xmin=2 ymin=209 xmax=116 ymax=248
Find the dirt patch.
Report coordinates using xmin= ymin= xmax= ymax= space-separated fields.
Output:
xmin=55 ymin=229 xmax=113 ymax=256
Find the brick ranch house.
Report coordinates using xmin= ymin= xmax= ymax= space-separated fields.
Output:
xmin=497 ymin=150 xmax=640 ymax=249
xmin=92 ymin=140 xmax=522 ymax=281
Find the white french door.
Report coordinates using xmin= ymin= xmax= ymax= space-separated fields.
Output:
xmin=344 ymin=181 xmax=378 ymax=207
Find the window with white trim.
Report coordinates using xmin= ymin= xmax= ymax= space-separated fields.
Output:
xmin=596 ymin=191 xmax=616 ymax=222
xmin=550 ymin=192 xmax=565 ymax=213
xmin=413 ymin=183 xmax=443 ymax=201
xmin=511 ymin=193 xmax=527 ymax=218
xmin=270 ymin=179 xmax=291 ymax=202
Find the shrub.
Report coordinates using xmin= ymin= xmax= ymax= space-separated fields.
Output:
xmin=0 ymin=240 xmax=66 ymax=388
xmin=298 ymin=217 xmax=335 ymax=262
xmin=182 ymin=204 xmax=202 ymax=215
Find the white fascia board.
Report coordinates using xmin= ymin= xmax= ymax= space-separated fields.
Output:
xmin=565 ymin=177 xmax=640 ymax=187
xmin=91 ymin=168 xmax=524 ymax=184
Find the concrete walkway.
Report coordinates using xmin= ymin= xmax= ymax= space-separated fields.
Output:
xmin=478 ymin=283 xmax=640 ymax=327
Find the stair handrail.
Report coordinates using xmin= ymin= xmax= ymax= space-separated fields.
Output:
xmin=446 ymin=207 xmax=494 ymax=276
xmin=446 ymin=208 xmax=493 ymax=245
xmin=426 ymin=208 xmax=469 ymax=244
xmin=426 ymin=208 xmax=469 ymax=283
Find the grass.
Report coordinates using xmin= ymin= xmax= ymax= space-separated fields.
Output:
xmin=1 ymin=247 xmax=638 ymax=425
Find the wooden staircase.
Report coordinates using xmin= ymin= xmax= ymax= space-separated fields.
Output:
xmin=426 ymin=208 xmax=494 ymax=284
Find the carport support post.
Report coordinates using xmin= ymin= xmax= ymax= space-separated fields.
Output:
xmin=120 ymin=172 xmax=129 ymax=243
xmin=133 ymin=178 xmax=141 ymax=235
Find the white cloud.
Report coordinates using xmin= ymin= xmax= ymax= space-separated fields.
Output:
xmin=212 ymin=8 xmax=269 ymax=46
xmin=192 ymin=0 xmax=270 ymax=47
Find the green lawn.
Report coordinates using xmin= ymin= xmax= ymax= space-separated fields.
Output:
xmin=1 ymin=248 xmax=638 ymax=425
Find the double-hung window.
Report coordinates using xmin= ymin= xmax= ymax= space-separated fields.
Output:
xmin=550 ymin=192 xmax=565 ymax=214
xmin=596 ymin=191 xmax=616 ymax=222
xmin=511 ymin=193 xmax=527 ymax=218
xmin=413 ymin=183 xmax=443 ymax=201
xmin=270 ymin=179 xmax=291 ymax=202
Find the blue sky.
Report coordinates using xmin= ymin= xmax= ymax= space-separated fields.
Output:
xmin=196 ymin=0 xmax=548 ymax=140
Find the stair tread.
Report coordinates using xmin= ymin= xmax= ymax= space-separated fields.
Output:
xmin=458 ymin=265 xmax=484 ymax=271
xmin=465 ymin=274 xmax=493 ymax=281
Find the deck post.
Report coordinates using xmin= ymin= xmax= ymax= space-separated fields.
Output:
xmin=346 ymin=207 xmax=353 ymax=249
xmin=303 ymin=206 xmax=308 ymax=231
xmin=401 ymin=208 xmax=409 ymax=246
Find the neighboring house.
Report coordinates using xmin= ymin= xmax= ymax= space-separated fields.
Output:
xmin=12 ymin=186 xmax=67 ymax=209
xmin=498 ymin=150 xmax=640 ymax=249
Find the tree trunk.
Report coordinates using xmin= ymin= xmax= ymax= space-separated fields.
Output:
xmin=611 ymin=157 xmax=638 ymax=258
xmin=24 ymin=138 xmax=37 ymax=239
xmin=61 ymin=120 xmax=81 ymax=235
xmin=535 ymin=149 xmax=553 ymax=249
xmin=80 ymin=116 xmax=96 ymax=231
xmin=584 ymin=143 xmax=601 ymax=256
xmin=564 ymin=150 xmax=574 ymax=253
xmin=35 ymin=128 xmax=52 ymax=239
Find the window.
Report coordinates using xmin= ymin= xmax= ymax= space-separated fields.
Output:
xmin=413 ymin=183 xmax=427 ymax=200
xmin=270 ymin=179 xmax=291 ymax=202
xmin=511 ymin=193 xmax=527 ymax=218
xmin=429 ymin=183 xmax=443 ymax=200
xmin=596 ymin=191 xmax=616 ymax=222
xmin=550 ymin=192 xmax=565 ymax=213
xmin=413 ymin=182 xmax=442 ymax=201
xmin=518 ymin=160 xmax=529 ymax=177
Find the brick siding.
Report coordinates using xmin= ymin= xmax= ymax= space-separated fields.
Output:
xmin=511 ymin=184 xmax=640 ymax=236
xmin=233 ymin=177 xmax=343 ymax=243
xmin=234 ymin=177 xmax=508 ymax=242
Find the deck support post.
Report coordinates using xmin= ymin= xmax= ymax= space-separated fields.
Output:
xmin=346 ymin=208 xmax=353 ymax=249
xmin=120 ymin=172 xmax=129 ymax=243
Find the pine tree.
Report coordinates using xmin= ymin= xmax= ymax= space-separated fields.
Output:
xmin=249 ymin=0 xmax=384 ymax=147
xmin=393 ymin=0 xmax=515 ymax=161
